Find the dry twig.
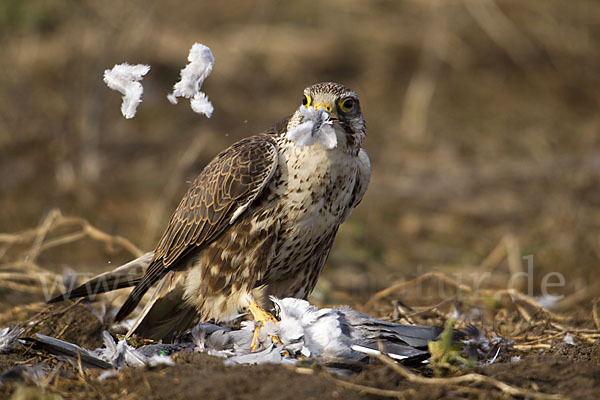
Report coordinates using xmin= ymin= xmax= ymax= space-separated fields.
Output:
xmin=593 ymin=300 xmax=600 ymax=331
xmin=484 ymin=288 xmax=569 ymax=323
xmin=325 ymin=373 xmax=415 ymax=399
xmin=363 ymin=272 xmax=473 ymax=311
xmin=373 ymin=351 xmax=566 ymax=400
xmin=0 ymin=208 xmax=143 ymax=260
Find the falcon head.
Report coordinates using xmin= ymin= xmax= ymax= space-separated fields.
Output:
xmin=293 ymin=82 xmax=366 ymax=152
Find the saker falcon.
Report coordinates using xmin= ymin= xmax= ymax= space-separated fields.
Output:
xmin=51 ymin=82 xmax=371 ymax=348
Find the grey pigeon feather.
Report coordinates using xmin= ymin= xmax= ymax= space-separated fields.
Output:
xmin=0 ymin=327 xmax=24 ymax=354
xmin=20 ymin=334 xmax=113 ymax=370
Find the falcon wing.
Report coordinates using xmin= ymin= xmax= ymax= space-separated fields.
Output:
xmin=351 ymin=148 xmax=371 ymax=209
xmin=341 ymin=148 xmax=371 ymax=223
xmin=114 ymin=134 xmax=278 ymax=321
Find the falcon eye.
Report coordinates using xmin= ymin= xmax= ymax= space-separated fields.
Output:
xmin=339 ymin=97 xmax=355 ymax=112
xmin=302 ymin=94 xmax=312 ymax=107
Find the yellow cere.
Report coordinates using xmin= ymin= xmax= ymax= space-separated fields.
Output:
xmin=313 ymin=102 xmax=333 ymax=114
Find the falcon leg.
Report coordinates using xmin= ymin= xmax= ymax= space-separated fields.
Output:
xmin=248 ymin=299 xmax=282 ymax=351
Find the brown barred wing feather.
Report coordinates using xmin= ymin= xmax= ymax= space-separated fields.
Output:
xmin=114 ymin=135 xmax=278 ymax=322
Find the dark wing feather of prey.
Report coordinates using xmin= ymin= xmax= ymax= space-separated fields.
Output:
xmin=114 ymin=134 xmax=279 ymax=321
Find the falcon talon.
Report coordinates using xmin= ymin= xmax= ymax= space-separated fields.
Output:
xmin=49 ymin=82 xmax=370 ymax=347
xmin=271 ymin=335 xmax=284 ymax=347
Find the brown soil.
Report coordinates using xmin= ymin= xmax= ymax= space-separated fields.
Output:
xmin=20 ymin=303 xmax=106 ymax=350
xmin=1 ymin=301 xmax=600 ymax=399
xmin=479 ymin=356 xmax=600 ymax=399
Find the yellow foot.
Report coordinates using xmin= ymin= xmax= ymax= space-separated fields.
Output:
xmin=248 ymin=300 xmax=281 ymax=352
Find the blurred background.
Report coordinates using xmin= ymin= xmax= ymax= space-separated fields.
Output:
xmin=1 ymin=0 xmax=599 ymax=306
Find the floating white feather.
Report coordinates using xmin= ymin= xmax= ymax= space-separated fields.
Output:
xmin=103 ymin=63 xmax=150 ymax=119
xmin=167 ymin=43 xmax=214 ymax=118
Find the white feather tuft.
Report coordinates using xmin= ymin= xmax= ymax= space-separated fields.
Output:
xmin=285 ymin=106 xmax=337 ymax=149
xmin=167 ymin=43 xmax=214 ymax=118
xmin=103 ymin=63 xmax=150 ymax=119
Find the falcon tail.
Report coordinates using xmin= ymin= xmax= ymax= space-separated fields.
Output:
xmin=124 ymin=272 xmax=198 ymax=341
xmin=113 ymin=257 xmax=174 ymax=322
xmin=47 ymin=252 xmax=153 ymax=304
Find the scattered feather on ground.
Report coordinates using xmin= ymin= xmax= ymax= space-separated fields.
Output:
xmin=95 ymin=331 xmax=175 ymax=369
xmin=0 ymin=295 xmax=518 ymax=389
xmin=0 ymin=362 xmax=47 ymax=386
xmin=4 ymin=298 xmax=445 ymax=377
xmin=462 ymin=325 xmax=513 ymax=363
xmin=19 ymin=334 xmax=113 ymax=370
xmin=0 ymin=327 xmax=24 ymax=354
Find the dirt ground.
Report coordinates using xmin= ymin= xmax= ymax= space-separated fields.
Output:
xmin=2 ymin=0 xmax=600 ymax=399
xmin=1 ymin=295 xmax=600 ymax=399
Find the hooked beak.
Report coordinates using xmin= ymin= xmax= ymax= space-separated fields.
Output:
xmin=313 ymin=102 xmax=338 ymax=121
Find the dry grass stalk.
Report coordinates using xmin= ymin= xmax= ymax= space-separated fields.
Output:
xmin=399 ymin=0 xmax=447 ymax=144
xmin=0 ymin=302 xmax=46 ymax=325
xmin=363 ymin=271 xmax=473 ymax=311
xmin=512 ymin=343 xmax=552 ymax=350
xmin=0 ymin=208 xmax=143 ymax=261
xmin=0 ymin=209 xmax=144 ymax=309
xmin=463 ymin=0 xmax=538 ymax=66
xmin=593 ymin=300 xmax=600 ymax=331
xmin=477 ymin=236 xmax=507 ymax=271
xmin=362 ymin=263 xmax=600 ymax=364
xmin=373 ymin=351 xmax=566 ymax=400
xmin=484 ymin=288 xmax=569 ymax=323
xmin=325 ymin=373 xmax=415 ymax=399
